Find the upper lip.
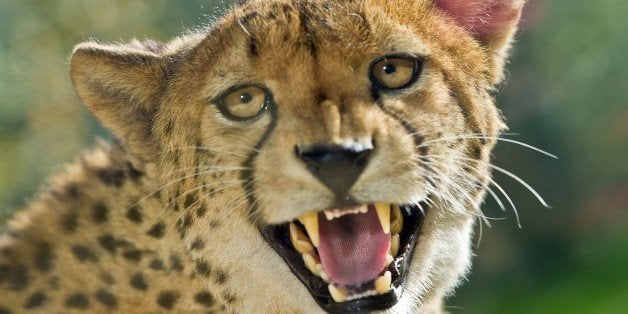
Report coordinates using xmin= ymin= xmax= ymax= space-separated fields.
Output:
xmin=258 ymin=201 xmax=428 ymax=313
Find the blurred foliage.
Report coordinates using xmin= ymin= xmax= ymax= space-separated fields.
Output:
xmin=0 ymin=0 xmax=626 ymax=313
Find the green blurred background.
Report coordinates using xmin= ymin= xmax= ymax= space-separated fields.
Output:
xmin=0 ymin=1 xmax=626 ymax=312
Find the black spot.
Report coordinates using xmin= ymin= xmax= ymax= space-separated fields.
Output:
xmin=126 ymin=162 xmax=143 ymax=181
xmin=126 ymin=205 xmax=143 ymax=223
xmin=194 ymin=291 xmax=215 ymax=307
xmin=149 ymin=258 xmax=164 ymax=270
xmin=61 ymin=184 xmax=80 ymax=198
xmin=65 ymin=293 xmax=89 ymax=309
xmin=97 ymin=233 xmax=130 ymax=253
xmin=196 ymin=206 xmax=207 ymax=218
xmin=177 ymin=213 xmax=193 ymax=239
xmin=7 ymin=264 xmax=29 ymax=291
xmin=222 ymin=291 xmax=237 ymax=304
xmin=170 ymin=254 xmax=183 ymax=272
xmin=91 ymin=203 xmax=109 ymax=224
xmin=473 ymin=146 xmax=483 ymax=159
xmin=146 ymin=222 xmax=165 ymax=239
xmin=95 ymin=289 xmax=118 ymax=308
xmin=71 ymin=245 xmax=99 ymax=262
xmin=34 ymin=242 xmax=54 ymax=272
xmin=60 ymin=211 xmax=79 ymax=233
xmin=210 ymin=220 xmax=221 ymax=228
xmin=97 ymin=168 xmax=126 ymax=187
xmin=195 ymin=260 xmax=211 ymax=278
xmin=190 ymin=238 xmax=205 ymax=250
xmin=122 ymin=249 xmax=143 ymax=262
xmin=130 ymin=272 xmax=148 ymax=290
xmin=100 ymin=272 xmax=115 ymax=285
xmin=156 ymin=291 xmax=180 ymax=309
xmin=215 ymin=270 xmax=228 ymax=285
xmin=24 ymin=290 xmax=47 ymax=308
xmin=183 ymin=194 xmax=196 ymax=209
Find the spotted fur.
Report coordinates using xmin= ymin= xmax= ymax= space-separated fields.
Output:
xmin=0 ymin=0 xmax=523 ymax=312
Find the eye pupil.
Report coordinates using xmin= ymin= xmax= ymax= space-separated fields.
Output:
xmin=240 ymin=93 xmax=253 ymax=103
xmin=383 ymin=64 xmax=396 ymax=74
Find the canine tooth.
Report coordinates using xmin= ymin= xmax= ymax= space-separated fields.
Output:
xmin=328 ymin=285 xmax=348 ymax=303
xmin=391 ymin=204 xmax=403 ymax=234
xmin=375 ymin=203 xmax=391 ymax=234
xmin=289 ymin=223 xmax=314 ymax=254
xmin=303 ymin=253 xmax=321 ymax=276
xmin=298 ymin=211 xmax=319 ymax=247
xmin=374 ymin=271 xmax=392 ymax=294
xmin=390 ymin=234 xmax=400 ymax=257
xmin=324 ymin=210 xmax=335 ymax=220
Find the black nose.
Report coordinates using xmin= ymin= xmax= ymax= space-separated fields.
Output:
xmin=297 ymin=143 xmax=373 ymax=197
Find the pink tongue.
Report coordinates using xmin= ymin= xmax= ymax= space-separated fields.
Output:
xmin=317 ymin=206 xmax=391 ymax=286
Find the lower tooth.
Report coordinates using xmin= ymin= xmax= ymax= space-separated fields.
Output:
xmin=374 ymin=271 xmax=392 ymax=294
xmin=320 ymin=271 xmax=330 ymax=283
xmin=390 ymin=234 xmax=400 ymax=257
xmin=289 ymin=223 xmax=314 ymax=254
xmin=328 ymin=285 xmax=348 ymax=303
xmin=385 ymin=254 xmax=394 ymax=267
xmin=303 ymin=253 xmax=321 ymax=276
xmin=391 ymin=204 xmax=403 ymax=234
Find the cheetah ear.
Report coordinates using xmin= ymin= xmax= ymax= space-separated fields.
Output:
xmin=70 ymin=40 xmax=169 ymax=158
xmin=434 ymin=0 xmax=524 ymax=82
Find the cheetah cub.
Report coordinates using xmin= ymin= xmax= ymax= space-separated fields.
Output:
xmin=1 ymin=0 xmax=525 ymax=312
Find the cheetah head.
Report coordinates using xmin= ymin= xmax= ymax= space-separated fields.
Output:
xmin=70 ymin=0 xmax=523 ymax=312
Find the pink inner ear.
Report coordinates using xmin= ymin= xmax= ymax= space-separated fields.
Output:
xmin=435 ymin=0 xmax=521 ymax=38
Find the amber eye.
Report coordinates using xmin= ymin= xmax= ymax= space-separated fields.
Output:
xmin=217 ymin=85 xmax=268 ymax=120
xmin=370 ymin=55 xmax=423 ymax=91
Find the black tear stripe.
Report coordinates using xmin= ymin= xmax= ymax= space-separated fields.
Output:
xmin=241 ymin=106 xmax=278 ymax=221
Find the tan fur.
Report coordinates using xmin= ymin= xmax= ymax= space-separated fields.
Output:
xmin=0 ymin=0 xmax=523 ymax=312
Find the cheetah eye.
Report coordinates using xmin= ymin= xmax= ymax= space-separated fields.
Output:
xmin=216 ymin=85 xmax=269 ymax=121
xmin=370 ymin=55 xmax=424 ymax=91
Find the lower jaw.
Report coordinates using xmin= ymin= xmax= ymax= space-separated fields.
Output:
xmin=259 ymin=203 xmax=427 ymax=313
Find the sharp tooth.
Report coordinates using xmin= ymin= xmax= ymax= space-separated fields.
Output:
xmin=375 ymin=203 xmax=391 ymax=234
xmin=303 ymin=253 xmax=321 ymax=276
xmin=298 ymin=211 xmax=319 ymax=247
xmin=385 ymin=254 xmax=394 ymax=267
xmin=328 ymin=285 xmax=348 ymax=303
xmin=391 ymin=204 xmax=403 ymax=235
xmin=374 ymin=271 xmax=392 ymax=294
xmin=289 ymin=223 xmax=314 ymax=254
xmin=359 ymin=205 xmax=368 ymax=214
xmin=324 ymin=210 xmax=335 ymax=220
xmin=390 ymin=234 xmax=400 ymax=257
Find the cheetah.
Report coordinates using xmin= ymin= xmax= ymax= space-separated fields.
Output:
xmin=0 ymin=0 xmax=525 ymax=312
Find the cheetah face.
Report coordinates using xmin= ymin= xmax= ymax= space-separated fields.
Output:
xmin=187 ymin=4 xmax=478 ymax=311
xmin=71 ymin=0 xmax=523 ymax=311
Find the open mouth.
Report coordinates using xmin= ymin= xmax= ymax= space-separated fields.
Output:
xmin=260 ymin=202 xmax=427 ymax=312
